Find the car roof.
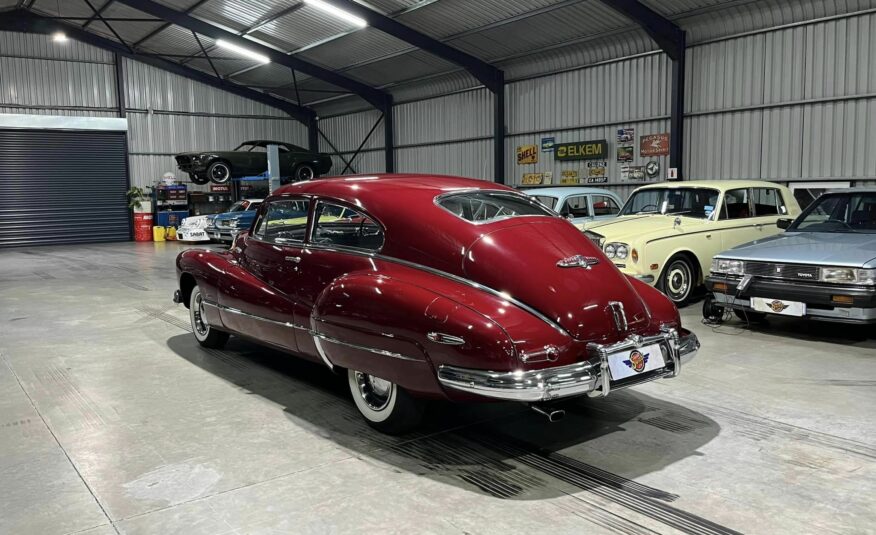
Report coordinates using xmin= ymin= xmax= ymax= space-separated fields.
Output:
xmin=826 ymin=187 xmax=876 ymax=193
xmin=522 ymin=187 xmax=619 ymax=197
xmin=633 ymin=180 xmax=787 ymax=191
xmin=273 ymin=173 xmax=513 ymax=200
xmin=242 ymin=198 xmax=264 ymax=202
xmin=240 ymin=140 xmax=297 ymax=147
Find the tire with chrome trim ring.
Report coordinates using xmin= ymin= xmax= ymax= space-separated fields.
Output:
xmin=347 ymin=369 xmax=423 ymax=434
xmin=207 ymin=161 xmax=232 ymax=184
xmin=659 ymin=254 xmax=695 ymax=305
xmin=189 ymin=286 xmax=229 ymax=349
xmin=294 ymin=163 xmax=316 ymax=182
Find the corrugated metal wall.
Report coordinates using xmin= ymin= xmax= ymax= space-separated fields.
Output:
xmin=0 ymin=31 xmax=307 ymax=191
xmin=316 ymin=5 xmax=876 ymax=200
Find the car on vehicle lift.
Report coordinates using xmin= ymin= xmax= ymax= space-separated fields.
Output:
xmin=705 ymin=188 xmax=876 ymax=324
xmin=175 ymin=140 xmax=333 ymax=185
xmin=173 ymin=174 xmax=699 ymax=434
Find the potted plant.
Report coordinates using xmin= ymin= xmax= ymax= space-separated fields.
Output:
xmin=126 ymin=186 xmax=153 ymax=214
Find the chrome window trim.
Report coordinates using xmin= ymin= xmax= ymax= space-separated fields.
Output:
xmin=308 ymin=199 xmax=386 ymax=254
xmin=433 ymin=189 xmax=557 ymax=225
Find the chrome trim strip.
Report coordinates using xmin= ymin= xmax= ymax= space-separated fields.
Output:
xmin=313 ymin=332 xmax=422 ymax=362
xmin=303 ymin=243 xmax=569 ymax=336
xmin=311 ymin=335 xmax=334 ymax=370
xmin=203 ymin=299 xmax=420 ymax=364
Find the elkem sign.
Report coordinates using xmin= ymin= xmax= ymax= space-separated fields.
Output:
xmin=555 ymin=140 xmax=608 ymax=161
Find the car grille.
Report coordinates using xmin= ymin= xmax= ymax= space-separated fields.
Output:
xmin=176 ymin=156 xmax=191 ymax=165
xmin=744 ymin=262 xmax=820 ymax=281
xmin=584 ymin=231 xmax=605 ymax=248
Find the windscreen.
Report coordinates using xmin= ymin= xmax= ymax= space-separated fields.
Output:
xmin=791 ymin=192 xmax=876 ymax=233
xmin=620 ymin=188 xmax=719 ymax=219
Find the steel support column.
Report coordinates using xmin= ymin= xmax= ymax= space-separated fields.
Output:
xmin=670 ymin=38 xmax=685 ymax=180
xmin=308 ymin=118 xmax=320 ymax=153
xmin=383 ymin=98 xmax=395 ymax=173
xmin=598 ymin=0 xmax=686 ymax=180
xmin=494 ymin=72 xmax=505 ymax=184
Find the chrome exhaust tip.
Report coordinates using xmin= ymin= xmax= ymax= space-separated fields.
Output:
xmin=530 ymin=404 xmax=566 ymax=422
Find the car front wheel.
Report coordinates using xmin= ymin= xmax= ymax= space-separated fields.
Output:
xmin=189 ymin=286 xmax=229 ymax=349
xmin=207 ymin=161 xmax=232 ymax=184
xmin=347 ymin=369 xmax=423 ymax=434
xmin=659 ymin=255 xmax=695 ymax=305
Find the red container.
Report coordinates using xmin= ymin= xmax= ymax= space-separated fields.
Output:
xmin=133 ymin=213 xmax=154 ymax=242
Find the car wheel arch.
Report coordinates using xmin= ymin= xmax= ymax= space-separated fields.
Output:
xmin=179 ymin=272 xmax=197 ymax=309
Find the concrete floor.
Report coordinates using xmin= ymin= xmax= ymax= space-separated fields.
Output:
xmin=0 ymin=241 xmax=874 ymax=535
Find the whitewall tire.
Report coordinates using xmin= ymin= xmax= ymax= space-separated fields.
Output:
xmin=189 ymin=286 xmax=229 ymax=349
xmin=347 ymin=369 xmax=423 ymax=434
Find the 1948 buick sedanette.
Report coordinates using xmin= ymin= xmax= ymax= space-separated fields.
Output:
xmin=173 ymin=174 xmax=700 ymax=433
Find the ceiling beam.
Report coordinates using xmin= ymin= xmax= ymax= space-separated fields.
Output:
xmin=0 ymin=10 xmax=315 ymax=124
xmin=324 ymin=0 xmax=504 ymax=93
xmin=596 ymin=0 xmax=684 ymax=60
xmin=131 ymin=0 xmax=210 ymax=48
xmin=112 ymin=0 xmax=390 ymax=110
xmin=597 ymin=0 xmax=686 ymax=178
xmin=82 ymin=0 xmax=116 ymax=30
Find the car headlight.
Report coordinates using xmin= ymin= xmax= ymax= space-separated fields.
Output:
xmin=711 ymin=258 xmax=744 ymax=275
xmin=604 ymin=242 xmax=628 ymax=260
xmin=821 ymin=267 xmax=876 ymax=285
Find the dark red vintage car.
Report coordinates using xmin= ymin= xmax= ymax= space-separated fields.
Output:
xmin=174 ymin=174 xmax=699 ymax=433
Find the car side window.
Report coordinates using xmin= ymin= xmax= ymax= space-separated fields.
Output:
xmin=563 ymin=196 xmax=589 ymax=218
xmin=721 ymin=188 xmax=752 ymax=220
xmin=311 ymin=201 xmax=384 ymax=251
xmin=254 ymin=199 xmax=310 ymax=244
xmin=592 ymin=195 xmax=620 ymax=216
xmin=751 ymin=188 xmax=785 ymax=216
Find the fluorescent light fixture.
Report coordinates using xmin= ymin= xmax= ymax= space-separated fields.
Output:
xmin=215 ymin=39 xmax=270 ymax=64
xmin=305 ymin=0 xmax=367 ymax=28
xmin=52 ymin=32 xmax=68 ymax=43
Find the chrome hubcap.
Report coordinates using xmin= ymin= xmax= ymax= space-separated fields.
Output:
xmin=666 ymin=263 xmax=690 ymax=300
xmin=355 ymin=372 xmax=393 ymax=411
xmin=192 ymin=293 xmax=208 ymax=336
xmin=297 ymin=166 xmax=314 ymax=181
xmin=211 ymin=165 xmax=229 ymax=181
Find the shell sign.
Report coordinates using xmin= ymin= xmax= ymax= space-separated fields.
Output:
xmin=516 ymin=144 xmax=539 ymax=165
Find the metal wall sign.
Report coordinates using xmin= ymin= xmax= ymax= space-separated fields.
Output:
xmin=560 ymin=170 xmax=579 ymax=184
xmin=554 ymin=139 xmax=608 ymax=161
xmin=517 ymin=144 xmax=539 ymax=164
xmin=640 ymin=133 xmax=670 ymax=157
xmin=617 ymin=128 xmax=634 ymax=145
xmin=521 ymin=173 xmax=544 ymax=185
xmin=541 ymin=137 xmax=555 ymax=152
xmin=617 ymin=146 xmax=633 ymax=162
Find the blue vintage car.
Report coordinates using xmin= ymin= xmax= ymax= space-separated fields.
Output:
xmin=208 ymin=198 xmax=263 ymax=243
xmin=706 ymin=188 xmax=876 ymax=324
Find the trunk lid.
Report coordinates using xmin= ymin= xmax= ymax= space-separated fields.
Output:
xmin=462 ymin=218 xmax=653 ymax=341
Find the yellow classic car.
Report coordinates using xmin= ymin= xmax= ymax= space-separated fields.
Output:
xmin=579 ymin=180 xmax=802 ymax=305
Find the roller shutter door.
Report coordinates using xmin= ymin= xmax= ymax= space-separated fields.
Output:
xmin=0 ymin=129 xmax=131 ymax=248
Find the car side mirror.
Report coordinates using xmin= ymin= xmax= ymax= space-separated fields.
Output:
xmin=777 ymin=218 xmax=793 ymax=229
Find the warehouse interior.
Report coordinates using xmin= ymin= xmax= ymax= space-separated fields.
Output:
xmin=1 ymin=0 xmax=875 ymax=534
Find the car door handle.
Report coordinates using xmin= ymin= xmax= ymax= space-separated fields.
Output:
xmin=285 ymin=256 xmax=301 ymax=263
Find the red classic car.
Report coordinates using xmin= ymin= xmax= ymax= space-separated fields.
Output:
xmin=173 ymin=174 xmax=699 ymax=433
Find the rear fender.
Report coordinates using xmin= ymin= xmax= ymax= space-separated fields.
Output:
xmin=312 ymin=272 xmax=519 ymax=398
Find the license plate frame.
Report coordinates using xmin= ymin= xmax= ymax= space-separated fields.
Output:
xmin=751 ymin=297 xmax=806 ymax=316
xmin=607 ymin=342 xmax=665 ymax=381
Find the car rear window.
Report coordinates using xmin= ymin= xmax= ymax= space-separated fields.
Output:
xmin=437 ymin=191 xmax=553 ymax=223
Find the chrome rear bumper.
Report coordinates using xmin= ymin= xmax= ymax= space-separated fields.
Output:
xmin=437 ymin=328 xmax=699 ymax=402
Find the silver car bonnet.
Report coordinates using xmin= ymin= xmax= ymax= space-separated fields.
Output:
xmin=716 ymin=232 xmax=876 ymax=268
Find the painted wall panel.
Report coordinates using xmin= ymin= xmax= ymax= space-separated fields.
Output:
xmin=396 ymin=141 xmax=493 ymax=179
